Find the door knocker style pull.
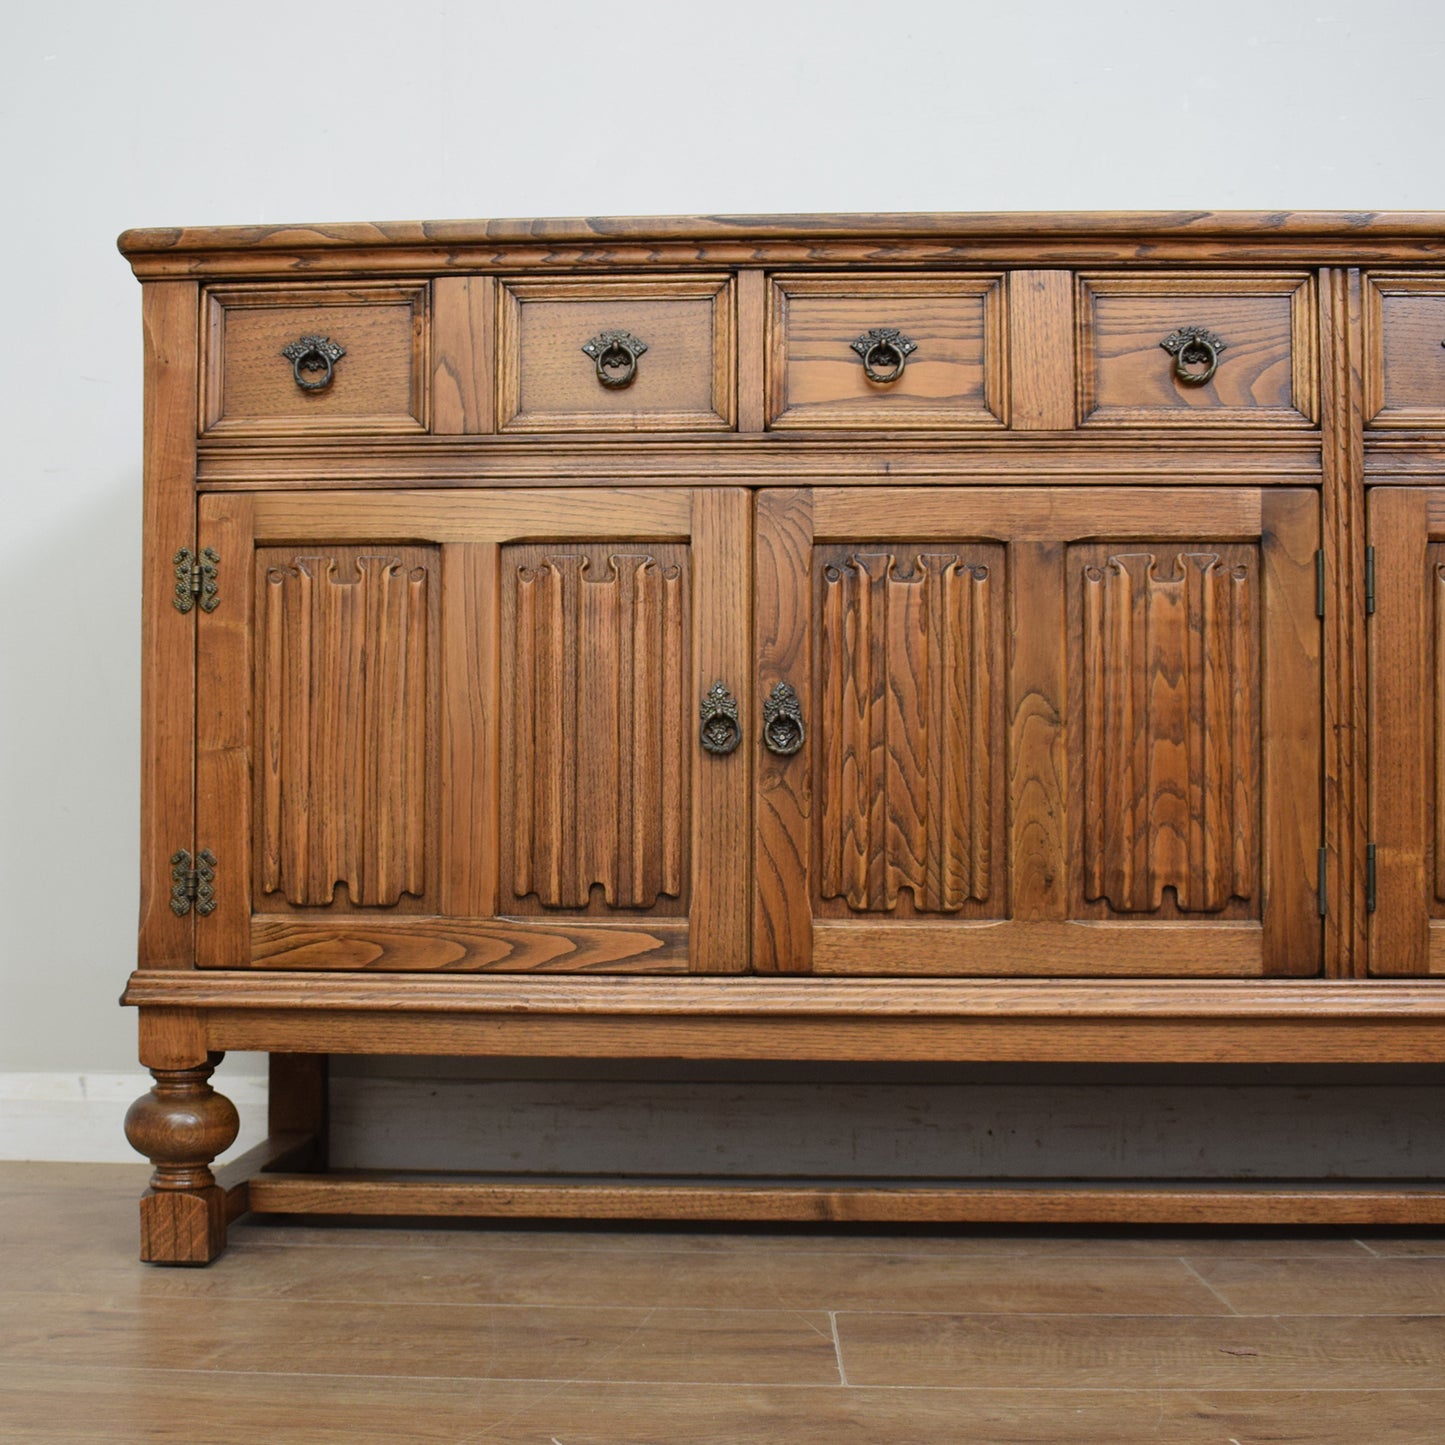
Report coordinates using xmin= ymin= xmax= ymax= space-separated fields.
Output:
xmin=850 ymin=327 xmax=917 ymax=384
xmin=1159 ymin=326 xmax=1227 ymax=386
xmin=699 ymin=680 xmax=742 ymax=755
xmin=281 ymin=335 xmax=346 ymax=391
xmin=762 ymin=681 xmax=805 ymax=757
xmin=582 ymin=330 xmax=648 ymax=388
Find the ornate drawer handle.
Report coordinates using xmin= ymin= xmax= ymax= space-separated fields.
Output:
xmin=582 ymin=330 xmax=648 ymax=388
xmin=1159 ymin=326 xmax=1227 ymax=386
xmin=850 ymin=327 xmax=917 ymax=384
xmin=281 ymin=335 xmax=346 ymax=391
xmin=762 ymin=682 xmax=805 ymax=757
xmin=700 ymin=680 xmax=742 ymax=755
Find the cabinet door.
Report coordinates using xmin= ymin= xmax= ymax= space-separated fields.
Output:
xmin=1369 ymin=488 xmax=1445 ymax=974
xmin=755 ymin=487 xmax=1321 ymax=977
xmin=196 ymin=489 xmax=750 ymax=973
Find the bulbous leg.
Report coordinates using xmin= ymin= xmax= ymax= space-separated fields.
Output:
xmin=124 ymin=1053 xmax=240 ymax=1265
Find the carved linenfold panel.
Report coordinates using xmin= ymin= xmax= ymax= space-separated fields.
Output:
xmin=504 ymin=545 xmax=689 ymax=912
xmin=256 ymin=546 xmax=436 ymax=908
xmin=1080 ymin=548 xmax=1259 ymax=914
xmin=817 ymin=546 xmax=1001 ymax=914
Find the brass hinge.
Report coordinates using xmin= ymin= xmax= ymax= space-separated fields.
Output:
xmin=1366 ymin=843 xmax=1377 ymax=914
xmin=1315 ymin=550 xmax=1325 ymax=619
xmin=1364 ymin=545 xmax=1376 ymax=616
xmin=169 ymin=848 xmax=217 ymax=916
xmin=1317 ymin=847 xmax=1328 ymax=918
xmin=173 ymin=547 xmax=220 ymax=614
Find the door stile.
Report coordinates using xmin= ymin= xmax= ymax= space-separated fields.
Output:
xmin=690 ymin=488 xmax=754 ymax=972
xmin=1008 ymin=539 xmax=1069 ymax=924
xmin=1368 ymin=487 xmax=1431 ymax=975
xmin=196 ymin=492 xmax=256 ymax=969
xmin=439 ymin=542 xmax=500 ymax=919
xmin=1261 ymin=488 xmax=1324 ymax=974
xmin=753 ymin=489 xmax=815 ymax=973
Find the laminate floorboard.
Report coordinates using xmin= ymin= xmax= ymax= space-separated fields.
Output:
xmin=2 ymin=1163 xmax=1443 ymax=1442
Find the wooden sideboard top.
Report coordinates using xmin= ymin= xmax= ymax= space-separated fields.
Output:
xmin=117 ymin=211 xmax=1445 ymax=279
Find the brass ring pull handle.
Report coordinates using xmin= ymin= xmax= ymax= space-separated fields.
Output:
xmin=762 ymin=682 xmax=805 ymax=757
xmin=582 ymin=330 xmax=648 ymax=388
xmin=699 ymin=680 xmax=742 ymax=755
xmin=850 ymin=327 xmax=917 ymax=384
xmin=1159 ymin=326 xmax=1227 ymax=386
xmin=281 ymin=335 xmax=346 ymax=391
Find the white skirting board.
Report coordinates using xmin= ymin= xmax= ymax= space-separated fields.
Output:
xmin=0 ymin=1072 xmax=268 ymax=1164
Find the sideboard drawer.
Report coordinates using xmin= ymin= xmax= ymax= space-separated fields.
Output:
xmin=498 ymin=275 xmax=734 ymax=432
xmin=1366 ymin=273 xmax=1445 ymax=427
xmin=1078 ymin=272 xmax=1317 ymax=427
xmin=202 ymin=282 xmax=429 ymax=437
xmin=767 ymin=274 xmax=1007 ymax=430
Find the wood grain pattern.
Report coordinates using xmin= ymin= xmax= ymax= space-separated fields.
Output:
xmin=1008 ymin=269 xmax=1076 ymax=429
xmin=754 ymin=490 xmax=814 ymax=972
xmin=689 ymin=488 xmax=753 ymax=973
xmin=500 ymin=545 xmax=689 ymax=914
xmin=196 ymin=438 xmax=1326 ymax=489
xmin=196 ymin=494 xmax=255 ymax=969
xmin=1320 ymin=267 xmax=1369 ymax=975
xmin=202 ymin=282 xmax=428 ymax=436
xmin=1369 ymin=488 xmax=1431 ymax=975
xmin=1363 ymin=271 xmax=1445 ymax=426
xmin=817 ymin=546 xmax=1000 ymax=914
xmin=429 ymin=275 xmax=494 ymax=434
xmin=1079 ymin=548 xmax=1258 ymax=913
xmin=438 ymin=543 xmax=498 ymax=918
xmin=244 ymin=487 xmax=695 ymax=543
xmin=244 ymin=1173 xmax=1445 ymax=1226
xmin=1009 ymin=541 xmax=1068 ymax=922
xmin=256 ymin=546 xmax=436 ymax=909
xmin=734 ymin=268 xmax=767 ymax=433
xmin=498 ymin=275 xmax=734 ymax=431
xmin=1078 ymin=272 xmax=1317 ymax=427
xmin=249 ymin=917 xmax=688 ymax=971
xmin=767 ymin=274 xmax=1007 ymax=429
xmin=139 ymin=283 xmax=200 ymax=973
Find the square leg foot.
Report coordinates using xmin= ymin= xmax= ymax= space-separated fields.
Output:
xmin=139 ymin=1186 xmax=229 ymax=1265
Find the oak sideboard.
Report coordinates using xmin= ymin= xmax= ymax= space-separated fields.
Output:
xmin=118 ymin=212 xmax=1445 ymax=1263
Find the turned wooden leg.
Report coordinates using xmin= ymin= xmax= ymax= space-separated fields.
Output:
xmin=124 ymin=1052 xmax=240 ymax=1265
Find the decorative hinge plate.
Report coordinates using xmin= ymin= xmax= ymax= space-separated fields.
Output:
xmin=1365 ymin=546 xmax=1376 ymax=616
xmin=1366 ymin=843 xmax=1377 ymax=914
xmin=173 ymin=547 xmax=220 ymax=614
xmin=170 ymin=848 xmax=217 ymax=916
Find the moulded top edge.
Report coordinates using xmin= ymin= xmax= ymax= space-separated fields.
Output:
xmin=116 ymin=210 xmax=1445 ymax=260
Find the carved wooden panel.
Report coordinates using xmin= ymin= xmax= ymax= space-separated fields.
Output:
xmin=254 ymin=545 xmax=438 ymax=910
xmin=1073 ymin=545 xmax=1260 ymax=918
xmin=501 ymin=545 xmax=690 ymax=915
xmin=814 ymin=544 xmax=1006 ymax=917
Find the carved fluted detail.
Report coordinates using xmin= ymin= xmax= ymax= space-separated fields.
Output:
xmin=818 ymin=549 xmax=995 ymax=913
xmin=1082 ymin=551 xmax=1258 ymax=913
xmin=507 ymin=548 xmax=689 ymax=910
xmin=258 ymin=548 xmax=434 ymax=907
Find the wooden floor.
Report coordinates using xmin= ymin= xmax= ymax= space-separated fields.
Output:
xmin=3 ymin=1165 xmax=1445 ymax=1442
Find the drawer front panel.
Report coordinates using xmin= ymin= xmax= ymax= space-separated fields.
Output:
xmin=1078 ymin=273 xmax=1317 ymax=427
xmin=203 ymin=283 xmax=429 ymax=436
xmin=1366 ymin=274 xmax=1445 ymax=427
xmin=499 ymin=276 xmax=734 ymax=432
xmin=768 ymin=274 xmax=1007 ymax=430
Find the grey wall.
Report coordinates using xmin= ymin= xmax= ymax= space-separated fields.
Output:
xmin=1 ymin=0 xmax=1442 ymax=1174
